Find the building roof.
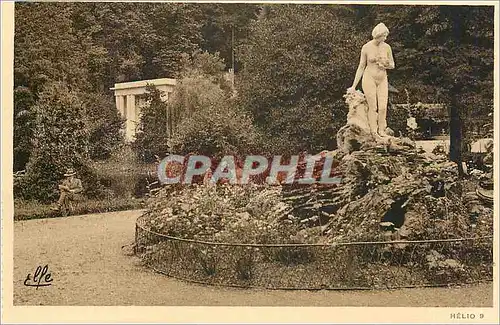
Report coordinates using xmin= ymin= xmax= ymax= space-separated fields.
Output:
xmin=110 ymin=78 xmax=177 ymax=91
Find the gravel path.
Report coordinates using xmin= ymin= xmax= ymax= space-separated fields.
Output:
xmin=14 ymin=210 xmax=492 ymax=306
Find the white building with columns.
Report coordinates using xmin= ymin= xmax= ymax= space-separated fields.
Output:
xmin=110 ymin=78 xmax=177 ymax=141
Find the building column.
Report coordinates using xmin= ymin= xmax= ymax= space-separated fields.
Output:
xmin=115 ymin=95 xmax=124 ymax=118
xmin=126 ymin=95 xmax=136 ymax=141
xmin=135 ymin=96 xmax=141 ymax=126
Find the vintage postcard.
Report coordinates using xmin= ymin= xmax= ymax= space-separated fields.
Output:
xmin=1 ymin=0 xmax=498 ymax=323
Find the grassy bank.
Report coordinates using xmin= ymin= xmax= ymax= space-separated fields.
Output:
xmin=14 ymin=198 xmax=145 ymax=221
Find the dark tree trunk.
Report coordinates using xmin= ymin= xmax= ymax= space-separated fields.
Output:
xmin=449 ymin=92 xmax=465 ymax=177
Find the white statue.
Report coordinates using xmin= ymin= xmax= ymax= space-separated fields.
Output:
xmin=348 ymin=23 xmax=395 ymax=141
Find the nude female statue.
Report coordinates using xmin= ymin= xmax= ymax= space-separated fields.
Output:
xmin=348 ymin=23 xmax=395 ymax=140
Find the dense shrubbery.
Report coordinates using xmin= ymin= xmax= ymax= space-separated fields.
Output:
xmin=92 ymin=145 xmax=155 ymax=199
xmin=386 ymin=104 xmax=410 ymax=138
xmin=82 ymin=92 xmax=124 ymax=161
xmin=18 ymin=83 xmax=96 ymax=202
xmin=13 ymin=86 xmax=37 ymax=171
xmin=168 ymin=97 xmax=262 ymax=158
xmin=178 ymin=51 xmax=233 ymax=94
xmin=16 ymin=82 xmax=125 ymax=203
xmin=134 ymin=51 xmax=261 ymax=161
xmin=133 ymin=85 xmax=171 ymax=163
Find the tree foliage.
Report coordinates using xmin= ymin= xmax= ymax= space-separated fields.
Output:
xmin=14 ymin=2 xmax=259 ymax=174
xmin=13 ymin=3 xmax=494 ymax=193
xmin=20 ymin=83 xmax=97 ymax=202
xmin=133 ymin=85 xmax=171 ymax=163
xmin=237 ymin=5 xmax=365 ymax=154
xmin=13 ymin=86 xmax=36 ymax=171
xmin=15 ymin=3 xmax=89 ymax=94
xmin=197 ymin=3 xmax=261 ymax=71
xmin=356 ymin=5 xmax=494 ymax=165
xmin=237 ymin=4 xmax=493 ymax=160
xmin=134 ymin=51 xmax=257 ymax=161
xmin=82 ymin=92 xmax=124 ymax=160
xmin=169 ymin=96 xmax=261 ymax=159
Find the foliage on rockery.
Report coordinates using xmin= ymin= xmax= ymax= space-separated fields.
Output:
xmin=321 ymin=147 xmax=492 ymax=243
xmin=139 ymin=143 xmax=492 ymax=287
xmin=142 ymin=144 xmax=492 ymax=245
xmin=143 ymin=184 xmax=298 ymax=244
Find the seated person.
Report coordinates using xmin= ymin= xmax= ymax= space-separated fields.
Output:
xmin=51 ymin=169 xmax=83 ymax=210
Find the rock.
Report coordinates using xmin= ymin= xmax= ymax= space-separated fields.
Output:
xmin=476 ymin=187 xmax=493 ymax=205
xmin=121 ymin=243 xmax=136 ymax=256
xmin=397 ymin=225 xmax=410 ymax=238
xmin=165 ymin=215 xmax=179 ymax=223
xmin=385 ymin=127 xmax=395 ymax=137
xmin=337 ymin=124 xmax=374 ymax=154
xmin=469 ymin=169 xmax=484 ymax=177
xmin=235 ymin=212 xmax=251 ymax=221
xmin=161 ymin=207 xmax=173 ymax=216
xmin=380 ymin=221 xmax=395 ymax=228
xmin=443 ymin=259 xmax=463 ymax=270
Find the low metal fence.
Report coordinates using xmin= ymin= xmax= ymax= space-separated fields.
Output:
xmin=135 ymin=215 xmax=493 ymax=290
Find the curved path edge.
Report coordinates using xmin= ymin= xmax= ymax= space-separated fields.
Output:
xmin=14 ymin=210 xmax=493 ymax=306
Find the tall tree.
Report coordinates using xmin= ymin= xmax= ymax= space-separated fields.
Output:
xmin=69 ymin=2 xmax=209 ymax=86
xmin=14 ymin=2 xmax=89 ymax=172
xmin=133 ymin=85 xmax=171 ymax=163
xmin=198 ymin=3 xmax=260 ymax=72
xmin=15 ymin=3 xmax=89 ymax=94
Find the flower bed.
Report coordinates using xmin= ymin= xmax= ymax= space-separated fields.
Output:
xmin=136 ymin=216 xmax=493 ymax=289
